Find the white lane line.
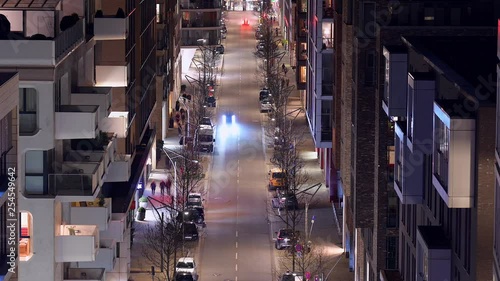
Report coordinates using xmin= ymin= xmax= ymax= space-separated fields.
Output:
xmin=236 ymin=277 xmax=238 ymax=281
xmin=236 ymin=231 xmax=238 ymax=238
xmin=235 ymin=252 xmax=238 ymax=260
xmin=235 ymin=264 xmax=238 ymax=271
xmin=237 ymin=179 xmax=239 ymax=184
xmin=236 ymin=241 xmax=238 ymax=248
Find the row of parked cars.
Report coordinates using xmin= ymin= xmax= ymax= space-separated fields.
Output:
xmin=173 ymin=193 xmax=206 ymax=281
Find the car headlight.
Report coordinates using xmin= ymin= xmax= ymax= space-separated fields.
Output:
xmin=231 ymin=115 xmax=236 ymax=123
xmin=222 ymin=115 xmax=226 ymax=124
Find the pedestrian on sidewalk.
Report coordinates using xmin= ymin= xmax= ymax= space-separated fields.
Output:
xmin=284 ymin=67 xmax=288 ymax=75
xmin=160 ymin=180 xmax=166 ymax=196
xmin=282 ymin=63 xmax=286 ymax=72
xmin=166 ymin=176 xmax=172 ymax=195
xmin=177 ymin=124 xmax=182 ymax=136
xmin=150 ymin=181 xmax=157 ymax=196
xmin=275 ymin=27 xmax=279 ymax=36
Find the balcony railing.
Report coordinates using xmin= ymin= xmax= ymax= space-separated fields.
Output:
xmin=95 ymin=62 xmax=128 ymax=87
xmin=70 ymin=198 xmax=112 ymax=231
xmin=182 ymin=20 xmax=220 ymax=28
xmin=55 ymin=105 xmax=99 ymax=140
xmin=0 ymin=19 xmax=84 ymax=66
xmin=101 ymin=213 xmax=126 ymax=243
xmin=56 ymin=225 xmax=99 ymax=262
xmin=106 ymin=153 xmax=132 ymax=182
xmin=48 ymin=162 xmax=104 ymax=197
xmin=77 ymin=238 xmax=116 ymax=271
xmin=94 ymin=16 xmax=128 ymax=40
xmin=64 ymin=268 xmax=105 ymax=281
xmin=180 ymin=0 xmax=221 ymax=9
xmin=71 ymin=87 xmax=113 ymax=121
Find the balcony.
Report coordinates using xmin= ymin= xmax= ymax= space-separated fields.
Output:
xmin=180 ymin=0 xmax=221 ymax=10
xmin=71 ymin=87 xmax=113 ymax=121
xmin=323 ymin=7 xmax=334 ymax=19
xmin=181 ymin=20 xmax=221 ymax=30
xmin=432 ymin=101 xmax=475 ymax=208
xmin=0 ymin=73 xmax=19 ymax=119
xmin=416 ymin=226 xmax=451 ymax=281
xmin=48 ymin=162 xmax=104 ymax=200
xmin=100 ymin=111 xmax=129 ymax=138
xmin=382 ymin=46 xmax=408 ymax=118
xmin=101 ymin=213 xmax=126 ymax=243
xmin=70 ymin=198 xmax=112 ymax=231
xmin=0 ymin=19 xmax=84 ymax=66
xmin=394 ymin=121 xmax=425 ymax=205
xmin=406 ymin=73 xmax=435 ymax=153
xmin=95 ymin=62 xmax=128 ymax=87
xmin=55 ymin=105 xmax=99 ymax=140
xmin=94 ymin=16 xmax=129 ymax=40
xmin=105 ymin=153 xmax=132 ymax=182
xmin=77 ymin=238 xmax=116 ymax=271
xmin=56 ymin=225 xmax=99 ymax=262
xmin=64 ymin=268 xmax=105 ymax=281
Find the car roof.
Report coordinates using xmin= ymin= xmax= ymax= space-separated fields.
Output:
xmin=177 ymin=257 xmax=194 ymax=263
xmin=188 ymin=193 xmax=202 ymax=197
xmin=270 ymin=167 xmax=284 ymax=173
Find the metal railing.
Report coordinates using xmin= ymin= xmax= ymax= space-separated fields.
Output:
xmin=55 ymin=19 xmax=85 ymax=62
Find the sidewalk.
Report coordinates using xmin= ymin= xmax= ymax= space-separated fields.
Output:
xmin=271 ymin=14 xmax=354 ymax=281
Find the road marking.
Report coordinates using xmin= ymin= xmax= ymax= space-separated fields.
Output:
xmin=235 ymin=252 xmax=238 ymax=259
xmin=236 ymin=231 xmax=238 ymax=238
xmin=237 ymin=179 xmax=239 ymax=184
xmin=236 ymin=241 xmax=238 ymax=248
xmin=235 ymin=264 xmax=238 ymax=271
xmin=236 ymin=277 xmax=238 ymax=281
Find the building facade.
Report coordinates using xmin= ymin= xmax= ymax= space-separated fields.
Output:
xmin=335 ymin=1 xmax=500 ymax=281
xmin=0 ymin=73 xmax=19 ymax=281
xmin=492 ymin=18 xmax=500 ymax=281
xmin=0 ymin=0 xmax=157 ymax=280
xmin=180 ymin=0 xmax=223 ymax=46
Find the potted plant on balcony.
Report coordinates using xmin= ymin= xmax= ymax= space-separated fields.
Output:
xmin=139 ymin=196 xmax=148 ymax=208
xmin=137 ymin=207 xmax=146 ymax=221
xmin=98 ymin=193 xmax=106 ymax=207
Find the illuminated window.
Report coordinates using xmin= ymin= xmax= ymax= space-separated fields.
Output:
xmin=19 ymin=211 xmax=32 ymax=259
xmin=300 ymin=66 xmax=307 ymax=83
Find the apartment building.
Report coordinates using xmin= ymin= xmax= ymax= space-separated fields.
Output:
xmin=180 ymin=0 xmax=223 ymax=46
xmin=302 ymin=0 xmax=334 ymax=185
xmin=0 ymin=0 xmax=157 ymax=280
xmin=335 ymin=1 xmax=500 ymax=280
xmin=0 ymin=73 xmax=19 ymax=281
xmin=155 ymin=0 xmax=182 ymax=140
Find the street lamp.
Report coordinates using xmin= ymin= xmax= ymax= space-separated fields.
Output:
xmin=162 ymin=147 xmax=199 ymax=210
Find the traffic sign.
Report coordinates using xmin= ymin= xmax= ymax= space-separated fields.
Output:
xmin=305 ymin=272 xmax=311 ymax=279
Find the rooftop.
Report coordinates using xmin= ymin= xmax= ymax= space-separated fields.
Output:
xmin=0 ymin=72 xmax=17 ymax=85
xmin=0 ymin=0 xmax=60 ymax=9
xmin=403 ymin=35 xmax=497 ymax=104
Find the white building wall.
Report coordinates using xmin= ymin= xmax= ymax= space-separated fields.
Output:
xmin=18 ymin=196 xmax=57 ymax=281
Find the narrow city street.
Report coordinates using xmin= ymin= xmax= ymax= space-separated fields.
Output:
xmin=197 ymin=10 xmax=274 ymax=281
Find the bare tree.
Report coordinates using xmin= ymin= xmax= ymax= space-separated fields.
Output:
xmin=278 ymin=244 xmax=328 ymax=279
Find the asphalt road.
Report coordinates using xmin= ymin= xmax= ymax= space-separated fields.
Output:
xmin=197 ymin=10 xmax=274 ymax=281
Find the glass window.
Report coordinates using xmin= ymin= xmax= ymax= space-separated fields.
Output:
xmin=19 ymin=88 xmax=38 ymax=135
xmin=25 ymin=150 xmax=46 ymax=195
xmin=300 ymin=66 xmax=307 ymax=83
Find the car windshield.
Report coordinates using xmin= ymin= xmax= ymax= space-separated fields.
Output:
xmin=200 ymin=118 xmax=211 ymax=125
xmin=282 ymin=275 xmax=296 ymax=281
xmin=177 ymin=262 xmax=194 ymax=269
xmin=206 ymin=96 xmax=215 ymax=102
xmin=272 ymin=172 xmax=285 ymax=178
xmin=199 ymin=135 xmax=213 ymax=142
xmin=279 ymin=230 xmax=292 ymax=237
xmin=176 ymin=275 xmax=194 ymax=281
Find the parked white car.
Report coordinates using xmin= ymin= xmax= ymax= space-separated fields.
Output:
xmin=176 ymin=257 xmax=198 ymax=280
xmin=260 ymin=98 xmax=273 ymax=112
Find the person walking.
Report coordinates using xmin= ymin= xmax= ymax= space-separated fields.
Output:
xmin=150 ymin=180 xmax=157 ymax=195
xmin=166 ymin=176 xmax=172 ymax=196
xmin=282 ymin=63 xmax=286 ymax=72
xmin=160 ymin=180 xmax=166 ymax=196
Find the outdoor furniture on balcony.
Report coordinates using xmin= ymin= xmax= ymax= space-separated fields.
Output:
xmin=71 ymin=87 xmax=113 ymax=121
xmin=55 ymin=105 xmax=99 ymax=140
xmin=48 ymin=162 xmax=105 ymax=199
xmin=0 ymin=19 xmax=85 ymax=66
xmin=70 ymin=198 xmax=112 ymax=231
xmin=76 ymin=238 xmax=116 ymax=271
xmin=56 ymin=225 xmax=99 ymax=262
xmin=94 ymin=16 xmax=129 ymax=40
xmin=64 ymin=268 xmax=105 ymax=281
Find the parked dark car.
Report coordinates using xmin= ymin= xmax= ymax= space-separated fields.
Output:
xmin=177 ymin=207 xmax=205 ymax=225
xmin=275 ymin=228 xmax=300 ymax=250
xmin=181 ymin=222 xmax=199 ymax=241
xmin=215 ymin=45 xmax=225 ymax=54
xmin=259 ymin=88 xmax=270 ymax=101
xmin=272 ymin=192 xmax=299 ymax=210
xmin=205 ymin=95 xmax=217 ymax=107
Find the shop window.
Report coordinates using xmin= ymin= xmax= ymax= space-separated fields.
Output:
xmin=19 ymin=211 xmax=32 ymax=260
